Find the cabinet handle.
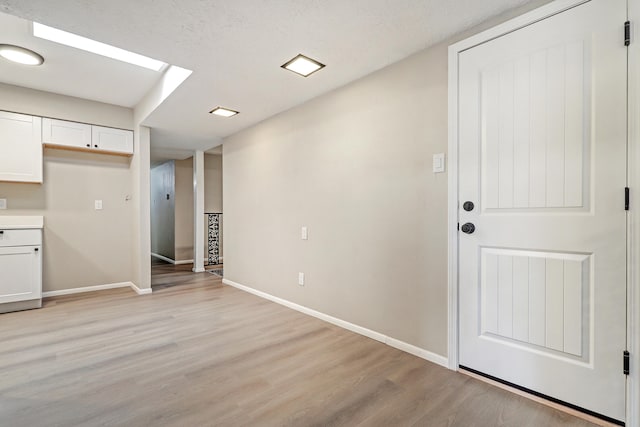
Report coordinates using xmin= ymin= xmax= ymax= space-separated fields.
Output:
xmin=94 ymin=145 xmax=98 ymax=148
xmin=86 ymin=144 xmax=90 ymax=147
xmin=34 ymin=248 xmax=39 ymax=252
xmin=0 ymin=230 xmax=4 ymax=234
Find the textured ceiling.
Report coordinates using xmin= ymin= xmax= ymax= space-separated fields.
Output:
xmin=0 ymin=0 xmax=538 ymax=153
xmin=0 ymin=12 xmax=161 ymax=108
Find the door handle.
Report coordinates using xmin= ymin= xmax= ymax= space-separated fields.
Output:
xmin=461 ymin=223 xmax=475 ymax=234
xmin=463 ymin=201 xmax=475 ymax=211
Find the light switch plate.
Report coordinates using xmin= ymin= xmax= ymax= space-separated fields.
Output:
xmin=95 ymin=200 xmax=103 ymax=210
xmin=0 ymin=199 xmax=6 ymax=209
xmin=433 ymin=153 xmax=446 ymax=173
xmin=301 ymin=226 xmax=308 ymax=240
xmin=298 ymin=272 xmax=305 ymax=286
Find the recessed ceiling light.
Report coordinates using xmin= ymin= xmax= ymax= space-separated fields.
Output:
xmin=0 ymin=44 xmax=44 ymax=65
xmin=209 ymin=107 xmax=239 ymax=117
xmin=281 ymin=54 xmax=325 ymax=77
xmin=33 ymin=22 xmax=165 ymax=71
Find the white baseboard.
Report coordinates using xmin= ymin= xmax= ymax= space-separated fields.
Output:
xmin=174 ymin=258 xmax=224 ymax=265
xmin=222 ymin=278 xmax=448 ymax=368
xmin=130 ymin=283 xmax=153 ymax=295
xmin=152 ymin=253 xmax=224 ymax=265
xmin=151 ymin=252 xmax=177 ymax=264
xmin=43 ymin=282 xmax=133 ymax=297
xmin=385 ymin=336 xmax=448 ymax=366
xmin=43 ymin=281 xmax=152 ymax=297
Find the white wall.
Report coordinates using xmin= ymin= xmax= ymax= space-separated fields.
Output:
xmin=205 ymin=154 xmax=223 ymax=214
xmin=0 ymin=83 xmax=135 ymax=292
xmin=223 ymin=43 xmax=449 ymax=354
xmin=150 ymin=161 xmax=175 ymax=259
xmin=174 ymin=158 xmax=194 ymax=261
xmin=222 ymin=1 xmax=552 ymax=358
xmin=0 ymin=82 xmax=132 ymax=130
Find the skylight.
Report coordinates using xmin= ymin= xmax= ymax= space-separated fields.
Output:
xmin=33 ymin=22 xmax=165 ymax=71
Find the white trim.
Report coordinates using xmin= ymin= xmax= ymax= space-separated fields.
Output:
xmin=151 ymin=253 xmax=223 ymax=266
xmin=447 ymin=31 xmax=460 ymax=371
xmin=43 ymin=281 xmax=151 ymax=297
xmin=43 ymin=281 xmax=133 ymax=297
xmin=130 ymin=283 xmax=152 ymax=295
xmin=384 ymin=336 xmax=449 ymax=367
xmin=192 ymin=151 xmax=205 ymax=273
xmin=627 ymin=2 xmax=640 ymax=425
xmin=151 ymin=252 xmax=177 ymax=264
xmin=448 ymin=1 xmax=636 ymax=425
xmin=448 ymin=0 xmax=590 ymax=54
xmin=222 ymin=278 xmax=448 ymax=368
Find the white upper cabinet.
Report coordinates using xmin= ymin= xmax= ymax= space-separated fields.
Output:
xmin=0 ymin=111 xmax=43 ymax=183
xmin=92 ymin=125 xmax=133 ymax=155
xmin=42 ymin=117 xmax=133 ymax=156
xmin=42 ymin=118 xmax=91 ymax=149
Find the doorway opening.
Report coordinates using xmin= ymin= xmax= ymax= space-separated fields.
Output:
xmin=149 ymin=145 xmax=223 ymax=286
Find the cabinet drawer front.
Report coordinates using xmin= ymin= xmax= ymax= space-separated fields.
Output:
xmin=42 ymin=118 xmax=92 ymax=148
xmin=0 ymin=246 xmax=42 ymax=303
xmin=0 ymin=229 xmax=42 ymax=247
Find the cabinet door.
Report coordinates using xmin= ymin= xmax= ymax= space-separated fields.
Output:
xmin=0 ymin=245 xmax=42 ymax=303
xmin=0 ymin=111 xmax=42 ymax=183
xmin=92 ymin=126 xmax=133 ymax=155
xmin=42 ymin=117 xmax=92 ymax=149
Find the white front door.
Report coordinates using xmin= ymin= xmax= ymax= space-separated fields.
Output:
xmin=457 ymin=0 xmax=627 ymax=422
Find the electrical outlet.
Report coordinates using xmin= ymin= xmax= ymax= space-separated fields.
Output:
xmin=301 ymin=226 xmax=308 ymax=240
xmin=0 ymin=199 xmax=6 ymax=209
xmin=298 ymin=272 xmax=305 ymax=286
xmin=95 ymin=200 xmax=103 ymax=210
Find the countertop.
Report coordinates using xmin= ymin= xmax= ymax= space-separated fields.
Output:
xmin=0 ymin=216 xmax=44 ymax=229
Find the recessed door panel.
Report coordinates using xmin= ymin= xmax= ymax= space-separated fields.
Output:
xmin=480 ymin=248 xmax=589 ymax=359
xmin=481 ymin=41 xmax=589 ymax=211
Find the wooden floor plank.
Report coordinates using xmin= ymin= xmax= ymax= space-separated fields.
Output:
xmin=0 ymin=262 xmax=598 ymax=426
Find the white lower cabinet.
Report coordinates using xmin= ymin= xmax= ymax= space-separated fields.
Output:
xmin=0 ymin=227 xmax=42 ymax=311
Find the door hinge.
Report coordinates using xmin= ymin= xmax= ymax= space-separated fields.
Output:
xmin=625 ymin=187 xmax=630 ymax=211
xmin=457 ymin=222 xmax=460 ymax=231
xmin=625 ymin=21 xmax=631 ymax=46
xmin=624 ymin=351 xmax=630 ymax=375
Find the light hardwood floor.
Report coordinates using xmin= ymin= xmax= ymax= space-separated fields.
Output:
xmin=0 ymin=264 xmax=597 ymax=426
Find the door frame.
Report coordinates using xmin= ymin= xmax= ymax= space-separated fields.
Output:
xmin=447 ymin=0 xmax=639 ymax=424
